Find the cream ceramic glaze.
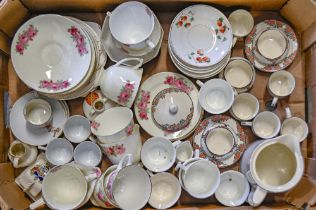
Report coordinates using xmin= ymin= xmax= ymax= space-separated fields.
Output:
xmin=8 ymin=140 xmax=35 ymax=168
xmin=281 ymin=107 xmax=309 ymax=142
xmin=197 ymin=79 xmax=235 ymax=114
xmin=74 ymin=141 xmax=102 ymax=167
xmin=108 ymin=1 xmax=155 ymax=51
xmin=205 ymin=127 xmax=235 ymax=156
xmin=247 ymin=135 xmax=304 ymax=207
xmin=230 ymin=93 xmax=259 ymax=121
xmin=91 ymin=107 xmax=134 ymax=143
xmin=215 ymin=170 xmax=250 ymax=207
xmin=100 ymin=58 xmax=143 ymax=108
xmin=63 ymin=115 xmax=92 ymax=143
xmin=148 ymin=172 xmax=181 ymax=209
xmin=23 ymin=99 xmax=52 ymax=127
xmin=175 ymin=140 xmax=194 ymax=162
xmin=228 ymin=9 xmax=254 ymax=38
xmin=141 ymin=137 xmax=177 ymax=172
xmin=257 ymin=29 xmax=287 ymax=60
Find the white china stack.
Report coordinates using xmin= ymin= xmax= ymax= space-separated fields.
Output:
xmin=168 ymin=5 xmax=233 ymax=79
xmin=11 ymin=14 xmax=107 ymax=100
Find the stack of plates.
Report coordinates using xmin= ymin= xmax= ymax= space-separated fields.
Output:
xmin=11 ymin=14 xmax=107 ymax=100
xmin=168 ymin=5 xmax=233 ymax=79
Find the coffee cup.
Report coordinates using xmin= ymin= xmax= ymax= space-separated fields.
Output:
xmin=23 ymin=98 xmax=52 ymax=127
xmin=64 ymin=115 xmax=94 ymax=143
xmin=230 ymin=93 xmax=259 ymax=121
xmin=281 ymin=107 xmax=308 ymax=142
xmin=175 ymin=140 xmax=193 ymax=163
xmin=38 ymin=138 xmax=73 ymax=166
xmin=74 ymin=141 xmax=102 ymax=167
xmin=241 ymin=111 xmax=281 ymax=139
xmin=267 ymin=70 xmax=295 ymax=108
xmin=108 ymin=1 xmax=156 ymax=52
xmin=8 ymin=140 xmax=34 ymax=168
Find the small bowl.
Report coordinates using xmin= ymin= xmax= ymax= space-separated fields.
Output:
xmin=44 ymin=138 xmax=74 ymax=166
xmin=74 ymin=141 xmax=102 ymax=167
xmin=63 ymin=115 xmax=91 ymax=143
xmin=215 ymin=170 xmax=250 ymax=207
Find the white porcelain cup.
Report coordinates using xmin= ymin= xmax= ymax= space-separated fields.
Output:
xmin=148 ymin=172 xmax=181 ymax=209
xmin=175 ymin=140 xmax=194 ymax=163
xmin=224 ymin=58 xmax=255 ymax=89
xmin=108 ymin=1 xmax=155 ymax=52
xmin=228 ymin=9 xmax=254 ymax=46
xmin=215 ymin=170 xmax=250 ymax=207
xmin=268 ymin=70 xmax=295 ymax=107
xmin=8 ymin=140 xmax=32 ymax=168
xmin=91 ymin=107 xmax=134 ymax=143
xmin=38 ymin=138 xmax=73 ymax=166
xmin=98 ymin=124 xmax=142 ymax=165
xmin=230 ymin=93 xmax=259 ymax=121
xmin=141 ymin=137 xmax=178 ymax=172
xmin=178 ymin=159 xmax=220 ymax=199
xmin=74 ymin=141 xmax=102 ymax=167
xmin=29 ymin=164 xmax=100 ymax=210
xmin=64 ymin=115 xmax=93 ymax=143
xmin=197 ymin=79 xmax=235 ymax=114
xmin=89 ymin=98 xmax=108 ymax=116
xmin=241 ymin=111 xmax=281 ymax=139
xmin=23 ymin=98 xmax=52 ymax=127
xmin=281 ymin=107 xmax=309 ymax=142
xmin=100 ymin=58 xmax=143 ymax=108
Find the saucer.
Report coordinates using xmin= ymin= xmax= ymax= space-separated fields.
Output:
xmin=8 ymin=145 xmax=38 ymax=168
xmin=134 ymin=72 xmax=203 ymax=141
xmin=101 ymin=14 xmax=164 ymax=65
xmin=193 ymin=115 xmax=247 ymax=168
xmin=10 ymin=91 xmax=69 ymax=146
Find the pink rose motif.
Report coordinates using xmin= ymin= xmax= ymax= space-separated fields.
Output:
xmin=118 ymin=91 xmax=130 ymax=103
xmin=125 ymin=82 xmax=134 ymax=91
xmin=139 ymin=110 xmax=148 ymax=120
xmin=91 ymin=121 xmax=100 ymax=130
xmin=61 ymin=81 xmax=70 ymax=88
xmin=18 ymin=34 xmax=29 ymax=44
xmin=174 ymin=79 xmax=185 ymax=89
xmin=138 ymin=101 xmax=148 ymax=110
xmin=26 ymin=26 xmax=37 ymax=38
xmin=15 ymin=44 xmax=24 ymax=54
xmin=68 ymin=26 xmax=78 ymax=36
xmin=115 ymin=145 xmax=126 ymax=155
xmin=141 ymin=91 xmax=150 ymax=101
xmin=105 ymin=147 xmax=115 ymax=155
xmin=164 ymin=76 xmax=175 ymax=85
xmin=125 ymin=124 xmax=133 ymax=136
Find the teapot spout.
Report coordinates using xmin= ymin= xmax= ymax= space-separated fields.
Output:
xmin=276 ymin=134 xmax=302 ymax=155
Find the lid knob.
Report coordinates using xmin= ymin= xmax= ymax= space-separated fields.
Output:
xmin=169 ymin=104 xmax=178 ymax=115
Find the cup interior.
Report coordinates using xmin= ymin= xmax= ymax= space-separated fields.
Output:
xmin=42 ymin=165 xmax=87 ymax=210
xmin=109 ymin=2 xmax=154 ymax=44
xmin=10 ymin=142 xmax=26 ymax=157
xmin=149 ymin=173 xmax=181 ymax=209
xmin=231 ymin=93 xmax=258 ymax=120
xmin=257 ymin=29 xmax=287 ymax=59
xmin=228 ymin=10 xmax=254 ymax=37
xmin=46 ymin=139 xmax=73 ymax=165
xmin=64 ymin=115 xmax=91 ymax=143
xmin=93 ymin=100 xmax=105 ymax=112
xmin=281 ymin=117 xmax=308 ymax=142
xmin=269 ymin=71 xmax=295 ymax=97
xmin=253 ymin=112 xmax=280 ymax=138
xmin=74 ymin=141 xmax=102 ymax=167
xmin=205 ymin=127 xmax=234 ymax=156
xmin=224 ymin=59 xmax=253 ymax=88
xmin=24 ymin=99 xmax=52 ymax=126
xmin=176 ymin=142 xmax=193 ymax=162
xmin=141 ymin=137 xmax=176 ymax=172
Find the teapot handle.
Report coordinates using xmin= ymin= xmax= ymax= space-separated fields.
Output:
xmin=114 ymin=58 xmax=144 ymax=70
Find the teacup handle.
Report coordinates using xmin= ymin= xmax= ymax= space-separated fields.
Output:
xmin=232 ymin=37 xmax=238 ymax=47
xmin=114 ymin=58 xmax=144 ymax=70
xmin=37 ymin=146 xmax=47 ymax=151
xmin=106 ymin=11 xmax=111 ymax=17
xmin=146 ymin=39 xmax=155 ymax=49
xmin=175 ymin=162 xmax=185 ymax=172
xmin=12 ymin=157 xmax=20 ymax=168
xmin=271 ymin=97 xmax=278 ymax=107
xmin=196 ymin=80 xmax=204 ymax=87
xmin=85 ymin=168 xmax=102 ymax=182
xmin=117 ymin=154 xmax=133 ymax=171
xmin=241 ymin=121 xmax=253 ymax=126
xmin=172 ymin=140 xmax=182 ymax=148
xmin=29 ymin=197 xmax=45 ymax=210
xmin=285 ymin=107 xmax=292 ymax=119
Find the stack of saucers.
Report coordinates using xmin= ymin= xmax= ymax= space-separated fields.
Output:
xmin=11 ymin=14 xmax=107 ymax=100
xmin=168 ymin=5 xmax=233 ymax=79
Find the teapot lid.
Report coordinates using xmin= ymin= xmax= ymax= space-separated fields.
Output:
xmin=151 ymin=88 xmax=194 ymax=132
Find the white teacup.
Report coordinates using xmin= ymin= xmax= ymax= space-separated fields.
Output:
xmin=100 ymin=58 xmax=143 ymax=108
xmin=38 ymin=138 xmax=73 ymax=166
xmin=224 ymin=58 xmax=255 ymax=89
xmin=241 ymin=111 xmax=281 ymax=139
xmin=64 ymin=115 xmax=93 ymax=143
xmin=230 ymin=93 xmax=259 ymax=121
xmin=141 ymin=137 xmax=178 ymax=172
xmin=178 ymin=159 xmax=220 ymax=199
xmin=8 ymin=140 xmax=33 ymax=168
xmin=215 ymin=170 xmax=250 ymax=207
xmin=268 ymin=70 xmax=296 ymax=107
xmin=148 ymin=172 xmax=181 ymax=209
xmin=108 ymin=1 xmax=155 ymax=52
xmin=281 ymin=107 xmax=309 ymax=142
xmin=197 ymin=79 xmax=235 ymax=114
xmin=74 ymin=141 xmax=102 ymax=167
xmin=91 ymin=107 xmax=134 ymax=143
xmin=228 ymin=9 xmax=254 ymax=46
xmin=23 ymin=98 xmax=52 ymax=127
xmin=175 ymin=140 xmax=193 ymax=163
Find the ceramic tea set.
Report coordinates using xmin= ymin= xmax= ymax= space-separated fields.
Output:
xmin=9 ymin=1 xmax=307 ymax=209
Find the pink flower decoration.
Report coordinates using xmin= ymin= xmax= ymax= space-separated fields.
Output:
xmin=15 ymin=44 xmax=24 ymax=54
xmin=39 ymin=80 xmax=70 ymax=91
xmin=141 ymin=91 xmax=150 ymax=101
xmin=138 ymin=101 xmax=147 ymax=110
xmin=91 ymin=121 xmax=100 ymax=130
xmin=15 ymin=25 xmax=38 ymax=55
xmin=139 ymin=110 xmax=148 ymax=120
xmin=117 ymin=81 xmax=134 ymax=105
xmin=105 ymin=144 xmax=126 ymax=157
xmin=68 ymin=26 xmax=88 ymax=56
xmin=125 ymin=124 xmax=133 ymax=136
xmin=164 ymin=76 xmax=175 ymax=85
xmin=125 ymin=83 xmax=134 ymax=91
xmin=175 ymin=79 xmax=185 ymax=89
xmin=115 ymin=145 xmax=126 ymax=155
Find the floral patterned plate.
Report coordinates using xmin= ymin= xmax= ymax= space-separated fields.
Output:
xmin=169 ymin=5 xmax=232 ymax=68
xmin=134 ymin=72 xmax=203 ymax=141
xmin=244 ymin=19 xmax=298 ymax=72
xmin=193 ymin=115 xmax=247 ymax=168
xmin=11 ymin=14 xmax=92 ymax=93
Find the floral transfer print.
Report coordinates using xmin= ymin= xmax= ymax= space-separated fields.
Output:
xmin=176 ymin=11 xmax=194 ymax=28
xmin=68 ymin=26 xmax=88 ymax=56
xmin=136 ymin=90 xmax=151 ymax=120
xmin=117 ymin=81 xmax=135 ymax=105
xmin=215 ymin=17 xmax=229 ymax=42
xmin=15 ymin=25 xmax=38 ymax=55
xmin=97 ymin=192 xmax=113 ymax=207
xmin=104 ymin=144 xmax=126 ymax=157
xmin=39 ymin=80 xmax=70 ymax=91
xmin=187 ymin=49 xmax=210 ymax=63
xmin=91 ymin=121 xmax=100 ymax=130
xmin=164 ymin=75 xmax=193 ymax=93
xmin=30 ymin=162 xmax=50 ymax=182
xmin=125 ymin=122 xmax=134 ymax=136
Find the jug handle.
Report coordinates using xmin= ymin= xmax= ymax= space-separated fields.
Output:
xmin=114 ymin=58 xmax=144 ymax=70
xmin=29 ymin=197 xmax=45 ymax=210
xmin=247 ymin=185 xmax=267 ymax=207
